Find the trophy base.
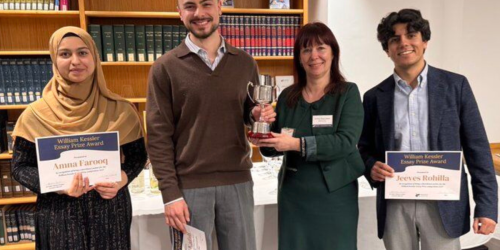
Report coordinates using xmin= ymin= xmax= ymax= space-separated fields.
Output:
xmin=248 ymin=131 xmax=274 ymax=139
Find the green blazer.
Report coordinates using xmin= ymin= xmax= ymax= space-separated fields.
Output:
xmin=261 ymin=82 xmax=365 ymax=192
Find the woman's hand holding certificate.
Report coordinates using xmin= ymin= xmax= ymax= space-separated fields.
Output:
xmin=57 ymin=172 xmax=94 ymax=198
xmin=94 ymin=171 xmax=128 ymax=199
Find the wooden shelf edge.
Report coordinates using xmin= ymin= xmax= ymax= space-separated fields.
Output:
xmin=491 ymin=143 xmax=500 ymax=149
xmin=0 ymin=242 xmax=35 ymax=250
xmin=222 ymin=8 xmax=304 ymax=15
xmin=85 ymin=11 xmax=179 ymax=18
xmin=0 ymin=98 xmax=145 ymax=110
xmin=101 ymin=56 xmax=292 ymax=66
xmin=0 ymin=197 xmax=37 ymax=206
xmin=0 ymin=10 xmax=79 ymax=17
xmin=0 ymin=51 xmax=50 ymax=56
xmin=84 ymin=9 xmax=302 ymax=18
xmin=0 ymin=152 xmax=12 ymax=160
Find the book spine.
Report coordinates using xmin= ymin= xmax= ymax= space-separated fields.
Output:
xmin=153 ymin=25 xmax=163 ymax=60
xmin=0 ymin=60 xmax=5 ymax=105
xmin=135 ymin=25 xmax=146 ymax=62
xmin=1 ymin=60 xmax=13 ymax=104
xmin=113 ymin=25 xmax=126 ymax=62
xmin=145 ymin=25 xmax=155 ymax=62
xmin=244 ymin=16 xmax=251 ymax=54
xmin=88 ymin=25 xmax=103 ymax=61
xmin=9 ymin=60 xmax=20 ymax=104
xmin=49 ymin=0 xmax=54 ymax=10
xmin=54 ymin=0 xmax=58 ymax=10
xmin=0 ymin=209 xmax=5 ymax=245
xmin=102 ymin=25 xmax=115 ymax=62
xmin=125 ymin=25 xmax=136 ymax=62
xmin=60 ymin=0 xmax=67 ymax=11
xmin=31 ymin=59 xmax=41 ymax=100
xmin=171 ymin=25 xmax=179 ymax=49
xmin=162 ymin=25 xmax=172 ymax=54
xmin=24 ymin=59 xmax=35 ymax=103
xmin=16 ymin=60 xmax=28 ymax=104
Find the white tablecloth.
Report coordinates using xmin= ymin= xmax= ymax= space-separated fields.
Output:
xmin=130 ymin=164 xmax=499 ymax=250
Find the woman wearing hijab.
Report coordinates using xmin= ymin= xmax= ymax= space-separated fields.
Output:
xmin=11 ymin=26 xmax=147 ymax=250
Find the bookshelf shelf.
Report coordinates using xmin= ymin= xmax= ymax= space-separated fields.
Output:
xmin=0 ymin=98 xmax=147 ymax=110
xmin=101 ymin=57 xmax=293 ymax=66
xmin=0 ymin=197 xmax=36 ymax=206
xmin=222 ymin=8 xmax=304 ymax=15
xmin=0 ymin=152 xmax=12 ymax=160
xmin=0 ymin=242 xmax=35 ymax=250
xmin=85 ymin=11 xmax=179 ymax=19
xmin=0 ymin=10 xmax=79 ymax=18
xmin=101 ymin=62 xmax=153 ymax=66
xmin=0 ymin=51 xmax=50 ymax=56
xmin=84 ymin=9 xmax=304 ymax=19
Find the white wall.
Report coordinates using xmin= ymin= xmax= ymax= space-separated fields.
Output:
xmin=309 ymin=0 xmax=500 ymax=142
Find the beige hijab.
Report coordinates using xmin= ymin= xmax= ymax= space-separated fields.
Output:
xmin=12 ymin=26 xmax=143 ymax=145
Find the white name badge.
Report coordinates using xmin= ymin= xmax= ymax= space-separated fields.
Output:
xmin=312 ymin=115 xmax=333 ymax=127
xmin=281 ymin=128 xmax=294 ymax=136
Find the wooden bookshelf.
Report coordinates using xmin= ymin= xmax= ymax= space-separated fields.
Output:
xmin=85 ymin=11 xmax=179 ymax=19
xmin=0 ymin=242 xmax=35 ymax=250
xmin=0 ymin=51 xmax=50 ymax=56
xmin=492 ymin=143 xmax=500 ymax=174
xmin=0 ymin=152 xmax=12 ymax=160
xmin=0 ymin=10 xmax=79 ymax=17
xmin=0 ymin=197 xmax=36 ymax=206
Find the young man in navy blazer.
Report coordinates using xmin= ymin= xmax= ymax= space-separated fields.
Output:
xmin=359 ymin=8 xmax=498 ymax=250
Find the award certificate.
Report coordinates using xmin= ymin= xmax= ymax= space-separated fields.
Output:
xmin=385 ymin=151 xmax=462 ymax=200
xmin=36 ymin=132 xmax=121 ymax=194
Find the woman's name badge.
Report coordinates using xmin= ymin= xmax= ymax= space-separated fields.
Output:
xmin=281 ymin=128 xmax=295 ymax=136
xmin=312 ymin=115 xmax=333 ymax=127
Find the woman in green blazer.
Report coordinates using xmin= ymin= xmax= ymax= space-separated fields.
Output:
xmin=251 ymin=22 xmax=365 ymax=250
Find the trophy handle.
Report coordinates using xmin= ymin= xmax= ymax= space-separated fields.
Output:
xmin=247 ymin=82 xmax=255 ymax=103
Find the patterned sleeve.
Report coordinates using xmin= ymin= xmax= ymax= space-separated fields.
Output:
xmin=121 ymin=137 xmax=148 ymax=185
xmin=11 ymin=136 xmax=41 ymax=194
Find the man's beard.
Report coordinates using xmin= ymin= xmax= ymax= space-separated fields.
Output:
xmin=188 ymin=23 xmax=219 ymax=39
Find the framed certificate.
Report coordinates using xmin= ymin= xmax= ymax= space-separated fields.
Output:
xmin=36 ymin=132 xmax=121 ymax=194
xmin=385 ymin=151 xmax=462 ymax=200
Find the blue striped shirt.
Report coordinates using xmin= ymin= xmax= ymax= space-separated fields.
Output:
xmin=393 ymin=63 xmax=429 ymax=151
xmin=184 ymin=33 xmax=226 ymax=71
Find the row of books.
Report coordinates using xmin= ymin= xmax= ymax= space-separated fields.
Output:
xmin=88 ymin=24 xmax=188 ymax=63
xmin=0 ymin=204 xmax=36 ymax=245
xmin=219 ymin=15 xmax=301 ymax=56
xmin=0 ymin=0 xmax=69 ymax=11
xmin=0 ymin=58 xmax=52 ymax=105
xmin=0 ymin=160 xmax=35 ymax=199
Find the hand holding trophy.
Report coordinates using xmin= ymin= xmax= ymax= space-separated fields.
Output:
xmin=247 ymin=75 xmax=278 ymax=139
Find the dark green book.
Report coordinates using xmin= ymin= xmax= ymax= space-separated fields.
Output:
xmin=179 ymin=26 xmax=187 ymax=44
xmin=154 ymin=25 xmax=163 ymax=59
xmin=1 ymin=60 xmax=13 ymax=104
xmin=135 ymin=25 xmax=146 ymax=62
xmin=31 ymin=59 xmax=41 ymax=100
xmin=162 ymin=25 xmax=172 ymax=53
xmin=102 ymin=25 xmax=115 ymax=62
xmin=23 ymin=59 xmax=35 ymax=103
xmin=16 ymin=60 xmax=27 ymax=104
xmin=125 ymin=25 xmax=136 ymax=62
xmin=0 ymin=208 xmax=5 ymax=245
xmin=172 ymin=25 xmax=180 ymax=48
xmin=0 ymin=60 xmax=5 ymax=105
xmin=9 ymin=60 xmax=20 ymax=104
xmin=113 ymin=25 xmax=126 ymax=62
xmin=145 ymin=25 xmax=155 ymax=62
xmin=88 ymin=24 xmax=103 ymax=61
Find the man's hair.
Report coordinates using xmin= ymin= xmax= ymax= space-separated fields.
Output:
xmin=377 ymin=9 xmax=431 ymax=51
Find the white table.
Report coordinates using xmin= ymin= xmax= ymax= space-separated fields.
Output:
xmin=130 ymin=164 xmax=499 ymax=250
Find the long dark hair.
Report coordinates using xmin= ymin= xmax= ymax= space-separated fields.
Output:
xmin=286 ymin=22 xmax=346 ymax=108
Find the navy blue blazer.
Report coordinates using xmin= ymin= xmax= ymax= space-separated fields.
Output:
xmin=359 ymin=65 xmax=498 ymax=239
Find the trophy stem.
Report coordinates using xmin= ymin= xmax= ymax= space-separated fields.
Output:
xmin=259 ymin=103 xmax=266 ymax=122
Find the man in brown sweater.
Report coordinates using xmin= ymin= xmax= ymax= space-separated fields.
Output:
xmin=146 ymin=0 xmax=275 ymax=249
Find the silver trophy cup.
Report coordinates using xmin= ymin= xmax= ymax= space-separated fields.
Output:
xmin=247 ymin=75 xmax=277 ymax=139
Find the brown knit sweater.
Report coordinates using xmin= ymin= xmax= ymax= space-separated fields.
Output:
xmin=146 ymin=41 xmax=259 ymax=203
